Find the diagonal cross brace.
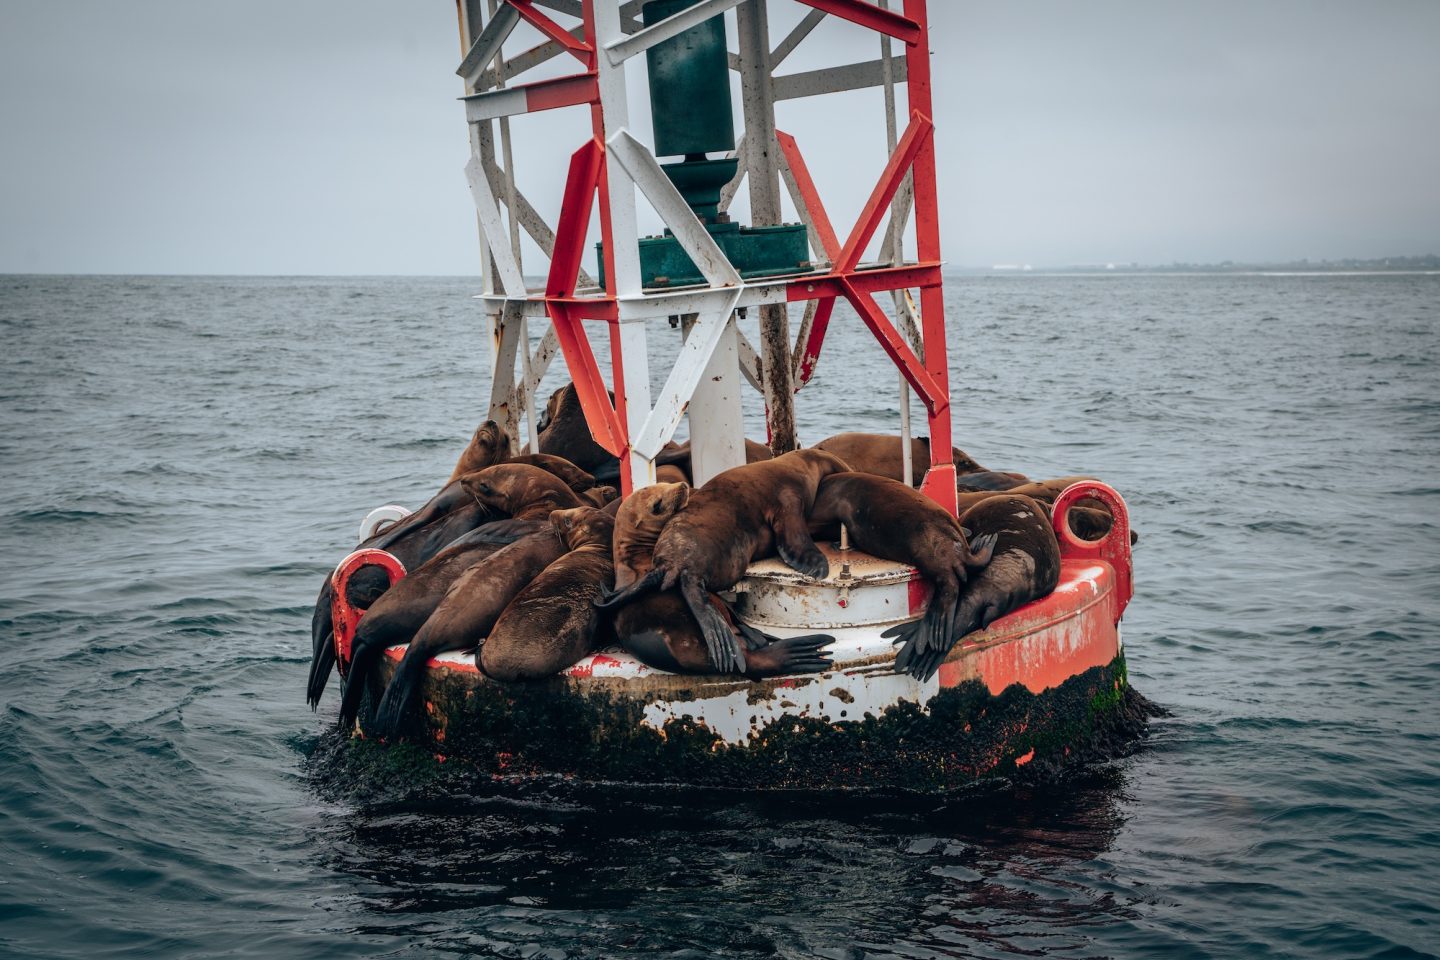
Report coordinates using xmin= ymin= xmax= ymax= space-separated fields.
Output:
xmin=631 ymin=288 xmax=743 ymax=459
xmin=606 ymin=129 xmax=742 ymax=288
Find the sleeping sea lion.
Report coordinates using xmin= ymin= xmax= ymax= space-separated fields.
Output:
xmin=885 ymin=494 xmax=1061 ymax=681
xmin=596 ymin=449 xmax=850 ymax=673
xmin=306 ymin=491 xmax=504 ymax=708
xmin=480 ymin=506 xmax=617 ymax=682
xmin=366 ymin=523 xmax=569 ymax=738
xmin=809 ymin=472 xmax=997 ymax=666
xmin=336 ymin=465 xmax=585 ymax=725
xmin=812 ymin=433 xmax=987 ymax=484
xmin=446 ymin=419 xmax=511 ymax=484
xmin=611 ymin=483 xmax=833 ymax=678
xmin=537 ymin=383 xmax=614 ymax=473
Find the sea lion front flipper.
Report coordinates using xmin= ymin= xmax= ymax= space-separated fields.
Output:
xmin=679 ymin=571 xmax=744 ymax=674
xmin=770 ymin=500 xmax=829 ymax=581
xmin=307 ymin=631 xmax=335 ymax=709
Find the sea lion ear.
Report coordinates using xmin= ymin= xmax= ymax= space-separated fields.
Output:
xmin=671 ymin=483 xmax=690 ymax=512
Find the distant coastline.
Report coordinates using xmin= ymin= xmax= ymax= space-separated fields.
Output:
xmin=953 ymin=254 xmax=1440 ymax=276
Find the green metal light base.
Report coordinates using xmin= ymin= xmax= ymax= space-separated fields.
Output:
xmin=598 ymin=221 xmax=810 ymax=290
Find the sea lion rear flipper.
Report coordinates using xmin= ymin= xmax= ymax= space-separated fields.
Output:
xmin=963 ymin=532 xmax=999 ymax=571
xmin=679 ymin=571 xmax=744 ymax=674
xmin=594 ymin=568 xmax=663 ymax=610
xmin=770 ymin=506 xmax=830 ymax=581
xmin=741 ymin=633 xmax=835 ymax=679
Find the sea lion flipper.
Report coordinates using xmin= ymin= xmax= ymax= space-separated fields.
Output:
xmin=963 ymin=532 xmax=999 ymax=570
xmin=770 ymin=507 xmax=829 ymax=581
xmin=306 ymin=631 xmax=335 ymax=710
xmin=679 ymin=571 xmax=744 ymax=674
xmin=594 ymin=568 xmax=663 ymax=610
xmin=741 ymin=633 xmax=835 ymax=679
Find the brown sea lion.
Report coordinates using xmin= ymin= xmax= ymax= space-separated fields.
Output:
xmin=307 ymin=490 xmax=504 ymax=708
xmin=447 ymin=419 xmax=511 ymax=484
xmin=885 ymin=494 xmax=1061 ymax=681
xmin=655 ymin=464 xmax=689 ymax=484
xmin=810 ymin=472 xmax=997 ymax=666
xmin=812 ymin=433 xmax=986 ymax=484
xmin=954 ymin=470 xmax=1031 ymax=491
xmin=954 ymin=477 xmax=1135 ymax=544
xmin=481 ymin=506 xmax=617 ymax=682
xmin=582 ymin=485 xmax=619 ymax=508
xmin=596 ymin=449 xmax=850 ymax=673
xmin=611 ymin=483 xmax=833 ymax=677
xmin=506 ymin=453 xmax=597 ymax=493
xmin=337 ymin=465 xmax=584 ymax=724
xmin=537 ymin=383 xmax=614 ymax=473
xmin=366 ymin=523 xmax=569 ymax=738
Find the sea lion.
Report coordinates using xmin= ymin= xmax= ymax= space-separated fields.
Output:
xmin=656 ymin=464 xmax=689 ymax=484
xmin=480 ymin=506 xmax=617 ymax=682
xmin=885 ymin=494 xmax=1061 ymax=681
xmin=507 ymin=453 xmax=597 ymax=493
xmin=812 ymin=433 xmax=987 ymax=484
xmin=537 ymin=383 xmax=614 ymax=473
xmin=446 ymin=419 xmax=511 ymax=484
xmin=810 ymin=472 xmax=996 ymax=669
xmin=336 ymin=465 xmax=585 ymax=724
xmin=366 ymin=524 xmax=569 ymax=738
xmin=954 ymin=477 xmax=1136 ymax=544
xmin=306 ymin=492 xmax=504 ymax=708
xmin=954 ymin=470 xmax=1031 ymax=491
xmin=611 ymin=483 xmax=834 ymax=678
xmin=596 ymin=449 xmax=850 ymax=673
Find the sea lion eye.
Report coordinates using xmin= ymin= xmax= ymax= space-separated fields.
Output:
xmin=651 ymin=501 xmax=665 ymax=515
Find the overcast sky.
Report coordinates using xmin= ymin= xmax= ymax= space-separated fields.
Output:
xmin=1 ymin=1 xmax=1436 ymax=274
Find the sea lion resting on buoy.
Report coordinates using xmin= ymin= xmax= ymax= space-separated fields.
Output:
xmin=337 ymin=465 xmax=585 ymax=724
xmin=306 ymin=490 xmax=504 ymax=708
xmin=446 ymin=419 xmax=511 ymax=484
xmin=307 ymin=446 xmax=599 ymax=704
xmin=366 ymin=523 xmax=569 ymax=738
xmin=809 ymin=472 xmax=997 ymax=673
xmin=812 ymin=433 xmax=1006 ymax=485
xmin=596 ymin=449 xmax=850 ymax=673
xmin=610 ymin=483 xmax=834 ymax=678
xmin=885 ymin=494 xmax=1061 ymax=681
xmin=481 ymin=506 xmax=616 ymax=682
xmin=955 ymin=477 xmax=1137 ymax=545
xmin=537 ymin=383 xmax=615 ymax=473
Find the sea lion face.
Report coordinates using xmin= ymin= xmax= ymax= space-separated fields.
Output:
xmin=460 ymin=463 xmax=563 ymax=515
xmin=537 ymin=387 xmax=565 ymax=434
xmin=616 ymin=482 xmax=689 ymax=537
xmin=469 ymin=420 xmax=508 ymax=464
xmin=611 ymin=482 xmax=689 ymax=588
xmin=550 ymin=506 xmax=613 ymax=550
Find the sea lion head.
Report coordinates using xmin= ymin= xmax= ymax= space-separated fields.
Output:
xmin=550 ymin=505 xmax=614 ymax=550
xmin=786 ymin=447 xmax=853 ymax=481
xmin=537 ymin=386 xmax=566 ymax=434
xmin=611 ymin=481 xmax=689 ymax=588
xmin=460 ymin=463 xmax=576 ymax=517
xmin=467 ymin=420 xmax=508 ymax=464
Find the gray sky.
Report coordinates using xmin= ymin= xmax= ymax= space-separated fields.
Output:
xmin=1 ymin=1 xmax=1436 ymax=274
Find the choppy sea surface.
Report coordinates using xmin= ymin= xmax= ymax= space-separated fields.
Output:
xmin=1 ymin=272 xmax=1437 ymax=959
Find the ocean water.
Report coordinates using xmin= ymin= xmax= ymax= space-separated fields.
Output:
xmin=1 ymin=272 xmax=1437 ymax=959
